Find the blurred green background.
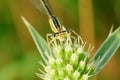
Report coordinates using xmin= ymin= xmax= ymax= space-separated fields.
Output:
xmin=0 ymin=0 xmax=120 ymax=80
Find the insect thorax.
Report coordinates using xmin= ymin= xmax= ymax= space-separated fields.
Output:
xmin=49 ymin=15 xmax=62 ymax=33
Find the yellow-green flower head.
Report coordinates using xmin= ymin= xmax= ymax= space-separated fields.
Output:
xmin=36 ymin=35 xmax=95 ymax=80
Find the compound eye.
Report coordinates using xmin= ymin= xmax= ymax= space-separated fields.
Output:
xmin=51 ymin=33 xmax=56 ymax=37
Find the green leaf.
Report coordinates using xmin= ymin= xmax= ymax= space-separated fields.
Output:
xmin=21 ymin=16 xmax=50 ymax=62
xmin=92 ymin=27 xmax=120 ymax=75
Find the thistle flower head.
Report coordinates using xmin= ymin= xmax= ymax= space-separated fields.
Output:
xmin=37 ymin=35 xmax=95 ymax=80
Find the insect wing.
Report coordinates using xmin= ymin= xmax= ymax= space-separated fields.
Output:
xmin=31 ymin=0 xmax=53 ymax=16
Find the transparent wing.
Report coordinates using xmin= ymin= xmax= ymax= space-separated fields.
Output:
xmin=31 ymin=0 xmax=45 ymax=13
xmin=31 ymin=0 xmax=53 ymax=17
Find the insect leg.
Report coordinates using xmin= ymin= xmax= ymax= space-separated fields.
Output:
xmin=46 ymin=33 xmax=52 ymax=43
xmin=46 ymin=33 xmax=57 ymax=46
xmin=70 ymin=29 xmax=84 ymax=45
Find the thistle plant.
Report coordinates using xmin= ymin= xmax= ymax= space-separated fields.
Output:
xmin=22 ymin=16 xmax=120 ymax=80
xmin=21 ymin=0 xmax=120 ymax=80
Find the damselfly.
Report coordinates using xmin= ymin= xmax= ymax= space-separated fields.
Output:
xmin=32 ymin=0 xmax=81 ymax=44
